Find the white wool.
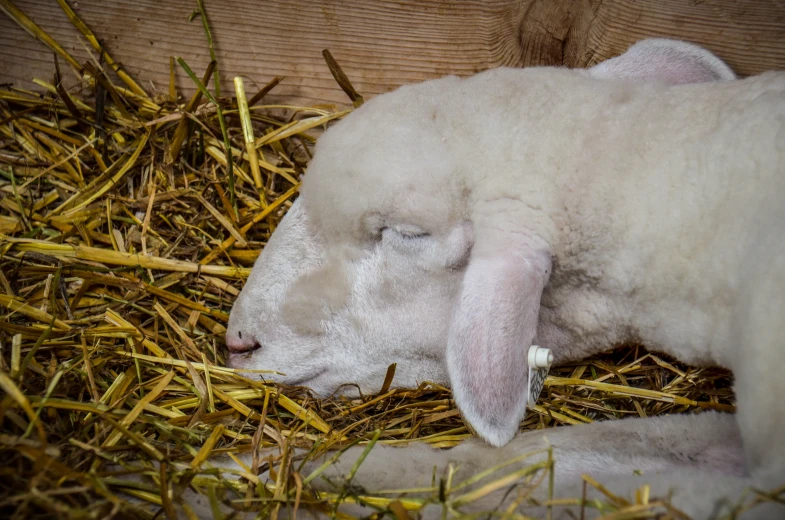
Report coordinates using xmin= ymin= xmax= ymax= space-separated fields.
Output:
xmin=223 ymin=38 xmax=785 ymax=516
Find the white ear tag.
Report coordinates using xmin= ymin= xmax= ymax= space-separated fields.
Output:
xmin=527 ymin=345 xmax=553 ymax=407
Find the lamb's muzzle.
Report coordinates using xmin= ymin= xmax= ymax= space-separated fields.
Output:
xmin=225 ymin=330 xmax=260 ymax=353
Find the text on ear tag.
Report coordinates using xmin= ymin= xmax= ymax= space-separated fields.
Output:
xmin=527 ymin=345 xmax=553 ymax=407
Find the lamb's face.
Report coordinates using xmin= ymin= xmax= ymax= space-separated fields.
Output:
xmin=226 ymin=198 xmax=476 ymax=394
xmin=226 ymin=85 xmax=475 ymax=394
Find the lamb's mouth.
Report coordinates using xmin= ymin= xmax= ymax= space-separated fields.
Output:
xmin=273 ymin=368 xmax=328 ymax=388
xmin=227 ymin=357 xmax=328 ymax=389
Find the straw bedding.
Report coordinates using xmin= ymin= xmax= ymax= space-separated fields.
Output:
xmin=0 ymin=2 xmax=764 ymax=519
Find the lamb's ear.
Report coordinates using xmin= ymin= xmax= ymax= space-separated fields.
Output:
xmin=588 ymin=38 xmax=736 ymax=84
xmin=447 ymin=234 xmax=551 ymax=447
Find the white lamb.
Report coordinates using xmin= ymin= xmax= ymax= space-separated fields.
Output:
xmin=223 ymin=39 xmax=785 ymax=518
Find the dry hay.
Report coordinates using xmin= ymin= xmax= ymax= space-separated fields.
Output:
xmin=0 ymin=2 xmax=775 ymax=519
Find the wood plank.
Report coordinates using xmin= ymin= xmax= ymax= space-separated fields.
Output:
xmin=0 ymin=0 xmax=784 ymax=107
xmin=577 ymin=0 xmax=785 ymax=71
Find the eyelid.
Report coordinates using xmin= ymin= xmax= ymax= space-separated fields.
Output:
xmin=400 ymin=230 xmax=431 ymax=239
xmin=384 ymin=225 xmax=431 ymax=239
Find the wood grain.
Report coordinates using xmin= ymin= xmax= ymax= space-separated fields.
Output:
xmin=1 ymin=0 xmax=784 ymax=106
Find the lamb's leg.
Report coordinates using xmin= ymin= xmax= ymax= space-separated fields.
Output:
xmin=303 ymin=412 xmax=784 ymax=519
xmin=306 ymin=412 xmax=745 ymax=492
xmin=114 ymin=412 xmax=762 ymax=519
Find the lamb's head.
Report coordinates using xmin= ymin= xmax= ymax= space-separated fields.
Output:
xmin=227 ymin=38 xmax=735 ymax=447
xmin=227 ymin=79 xmax=474 ymax=398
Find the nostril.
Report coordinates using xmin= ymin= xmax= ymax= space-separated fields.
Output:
xmin=226 ymin=331 xmax=262 ymax=353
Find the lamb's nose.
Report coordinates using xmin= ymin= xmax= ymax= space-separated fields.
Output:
xmin=226 ymin=331 xmax=261 ymax=353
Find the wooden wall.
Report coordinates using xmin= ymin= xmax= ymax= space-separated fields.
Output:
xmin=1 ymin=0 xmax=785 ymax=106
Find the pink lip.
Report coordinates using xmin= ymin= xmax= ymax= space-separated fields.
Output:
xmin=227 ymin=352 xmax=254 ymax=367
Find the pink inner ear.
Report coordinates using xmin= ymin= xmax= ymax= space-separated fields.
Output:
xmin=595 ymin=54 xmax=725 ymax=85
xmin=644 ymin=55 xmax=721 ymax=85
xmin=447 ymin=247 xmax=551 ymax=447
xmin=589 ymin=39 xmax=736 ymax=85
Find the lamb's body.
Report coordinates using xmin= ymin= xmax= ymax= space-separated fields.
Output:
xmin=304 ymin=68 xmax=785 ymax=370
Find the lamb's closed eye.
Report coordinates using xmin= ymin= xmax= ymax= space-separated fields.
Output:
xmin=380 ymin=221 xmax=474 ymax=273
xmin=384 ymin=223 xmax=431 ymax=238
xmin=380 ymin=224 xmax=432 ymax=253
